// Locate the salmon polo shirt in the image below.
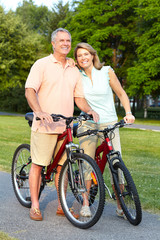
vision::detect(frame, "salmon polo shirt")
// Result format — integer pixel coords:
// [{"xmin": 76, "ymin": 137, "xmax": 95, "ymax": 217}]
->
[{"xmin": 25, "ymin": 54, "xmax": 84, "ymax": 134}]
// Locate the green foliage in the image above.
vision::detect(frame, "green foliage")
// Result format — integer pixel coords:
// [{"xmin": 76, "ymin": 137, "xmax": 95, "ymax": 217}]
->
[
  {"xmin": 127, "ymin": 0, "xmax": 160, "ymax": 97},
  {"xmin": 47, "ymin": 0, "xmax": 70, "ymax": 41},
  {"xmin": 16, "ymin": 0, "xmax": 51, "ymax": 35},
  {"xmin": 62, "ymin": 0, "xmax": 138, "ymax": 84},
  {"xmin": 0, "ymin": 0, "xmax": 160, "ymax": 113},
  {"xmin": 0, "ymin": 6, "xmax": 47, "ymax": 111}
]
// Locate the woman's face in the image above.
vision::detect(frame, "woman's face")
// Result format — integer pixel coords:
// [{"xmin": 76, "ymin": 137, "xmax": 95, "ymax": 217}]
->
[{"xmin": 76, "ymin": 48, "xmax": 93, "ymax": 70}]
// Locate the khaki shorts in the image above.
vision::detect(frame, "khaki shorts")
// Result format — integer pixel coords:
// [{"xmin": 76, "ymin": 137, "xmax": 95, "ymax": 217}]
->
[
  {"xmin": 31, "ymin": 131, "xmax": 67, "ymax": 166},
  {"xmin": 78, "ymin": 121, "xmax": 124, "ymax": 184}
]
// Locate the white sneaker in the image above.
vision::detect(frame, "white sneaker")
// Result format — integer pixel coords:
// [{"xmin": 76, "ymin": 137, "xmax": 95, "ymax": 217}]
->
[
  {"xmin": 116, "ymin": 208, "xmax": 127, "ymax": 220},
  {"xmin": 80, "ymin": 205, "xmax": 92, "ymax": 217}
]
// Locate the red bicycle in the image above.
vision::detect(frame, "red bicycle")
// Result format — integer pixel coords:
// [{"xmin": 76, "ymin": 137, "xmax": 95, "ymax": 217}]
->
[
  {"xmin": 11, "ymin": 113, "xmax": 105, "ymax": 229},
  {"xmin": 75, "ymin": 118, "xmax": 142, "ymax": 226}
]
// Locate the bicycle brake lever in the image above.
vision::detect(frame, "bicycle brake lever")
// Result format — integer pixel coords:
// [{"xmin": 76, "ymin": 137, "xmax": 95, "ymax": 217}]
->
[
  {"xmin": 53, "ymin": 117, "xmax": 60, "ymax": 122},
  {"xmin": 86, "ymin": 114, "xmax": 93, "ymax": 120},
  {"xmin": 119, "ymin": 119, "xmax": 125, "ymax": 127}
]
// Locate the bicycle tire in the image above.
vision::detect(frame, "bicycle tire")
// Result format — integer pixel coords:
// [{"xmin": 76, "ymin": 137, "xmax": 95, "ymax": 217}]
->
[
  {"xmin": 113, "ymin": 161, "xmax": 142, "ymax": 225},
  {"xmin": 11, "ymin": 144, "xmax": 45, "ymax": 208},
  {"xmin": 59, "ymin": 152, "xmax": 105, "ymax": 229},
  {"xmin": 11, "ymin": 144, "xmax": 32, "ymax": 208},
  {"xmin": 68, "ymin": 169, "xmax": 98, "ymax": 206}
]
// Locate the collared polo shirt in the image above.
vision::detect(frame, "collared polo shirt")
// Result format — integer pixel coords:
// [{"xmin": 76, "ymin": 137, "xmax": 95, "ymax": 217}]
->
[
  {"xmin": 25, "ymin": 54, "xmax": 84, "ymax": 133},
  {"xmin": 80, "ymin": 66, "xmax": 117, "ymax": 124}
]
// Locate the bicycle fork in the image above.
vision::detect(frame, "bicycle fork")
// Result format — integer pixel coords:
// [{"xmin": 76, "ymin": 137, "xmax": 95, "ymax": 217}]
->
[
  {"xmin": 65, "ymin": 143, "xmax": 86, "ymax": 193},
  {"xmin": 107, "ymin": 151, "xmax": 124, "ymax": 199}
]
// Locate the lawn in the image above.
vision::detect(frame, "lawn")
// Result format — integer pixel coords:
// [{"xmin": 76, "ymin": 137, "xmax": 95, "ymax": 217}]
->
[
  {"xmin": 0, "ymin": 115, "xmax": 160, "ymax": 215},
  {"xmin": 0, "ymin": 231, "xmax": 18, "ymax": 240}
]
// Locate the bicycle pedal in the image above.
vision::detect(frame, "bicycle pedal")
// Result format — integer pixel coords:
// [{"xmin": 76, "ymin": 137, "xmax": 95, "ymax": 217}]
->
[{"xmin": 26, "ymin": 197, "xmax": 31, "ymax": 201}]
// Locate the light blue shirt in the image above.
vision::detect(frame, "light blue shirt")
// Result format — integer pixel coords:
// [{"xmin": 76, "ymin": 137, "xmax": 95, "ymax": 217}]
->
[{"xmin": 80, "ymin": 66, "xmax": 118, "ymax": 124}]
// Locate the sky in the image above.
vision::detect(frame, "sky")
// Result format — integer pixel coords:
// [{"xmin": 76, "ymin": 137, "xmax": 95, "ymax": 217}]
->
[{"xmin": 0, "ymin": 0, "xmax": 69, "ymax": 11}]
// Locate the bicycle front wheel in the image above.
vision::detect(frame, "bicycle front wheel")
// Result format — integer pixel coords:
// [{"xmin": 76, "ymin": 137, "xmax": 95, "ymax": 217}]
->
[
  {"xmin": 11, "ymin": 144, "xmax": 32, "ymax": 208},
  {"xmin": 113, "ymin": 161, "xmax": 142, "ymax": 225},
  {"xmin": 59, "ymin": 153, "xmax": 105, "ymax": 229}
]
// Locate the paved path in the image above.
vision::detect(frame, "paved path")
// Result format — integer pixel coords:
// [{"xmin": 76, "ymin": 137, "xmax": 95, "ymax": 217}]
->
[
  {"xmin": 0, "ymin": 171, "xmax": 160, "ymax": 240},
  {"xmin": 0, "ymin": 111, "xmax": 24, "ymax": 116},
  {"xmin": 124, "ymin": 123, "xmax": 160, "ymax": 132}
]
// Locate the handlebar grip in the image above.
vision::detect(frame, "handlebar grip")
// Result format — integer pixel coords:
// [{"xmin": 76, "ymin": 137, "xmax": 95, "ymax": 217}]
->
[
  {"xmin": 36, "ymin": 115, "xmax": 60, "ymax": 122},
  {"xmin": 76, "ymin": 131, "xmax": 88, "ymax": 138},
  {"xmin": 119, "ymin": 119, "xmax": 125, "ymax": 127},
  {"xmin": 80, "ymin": 113, "xmax": 93, "ymax": 121},
  {"xmin": 76, "ymin": 129, "xmax": 96, "ymax": 138},
  {"xmin": 87, "ymin": 114, "xmax": 93, "ymax": 120}
]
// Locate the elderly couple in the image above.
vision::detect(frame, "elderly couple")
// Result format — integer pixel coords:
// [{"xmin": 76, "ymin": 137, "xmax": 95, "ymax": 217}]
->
[{"xmin": 25, "ymin": 28, "xmax": 135, "ymax": 221}]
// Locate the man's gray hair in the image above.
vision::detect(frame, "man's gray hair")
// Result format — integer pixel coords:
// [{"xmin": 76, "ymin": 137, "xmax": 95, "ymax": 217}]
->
[{"xmin": 51, "ymin": 28, "xmax": 71, "ymax": 42}]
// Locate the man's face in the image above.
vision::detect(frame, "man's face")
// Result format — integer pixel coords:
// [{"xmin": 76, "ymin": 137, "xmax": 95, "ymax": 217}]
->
[{"xmin": 52, "ymin": 31, "xmax": 71, "ymax": 57}]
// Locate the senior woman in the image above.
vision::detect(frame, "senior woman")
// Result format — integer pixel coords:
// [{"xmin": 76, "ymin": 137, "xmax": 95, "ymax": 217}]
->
[{"xmin": 74, "ymin": 42, "xmax": 135, "ymax": 218}]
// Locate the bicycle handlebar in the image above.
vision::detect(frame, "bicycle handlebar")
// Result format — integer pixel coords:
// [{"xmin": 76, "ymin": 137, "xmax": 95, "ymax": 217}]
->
[
  {"xmin": 76, "ymin": 119, "xmax": 126, "ymax": 138},
  {"xmin": 36, "ymin": 113, "xmax": 93, "ymax": 124}
]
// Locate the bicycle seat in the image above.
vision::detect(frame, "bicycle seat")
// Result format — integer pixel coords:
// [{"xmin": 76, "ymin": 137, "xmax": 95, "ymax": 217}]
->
[{"xmin": 25, "ymin": 112, "xmax": 33, "ymax": 127}]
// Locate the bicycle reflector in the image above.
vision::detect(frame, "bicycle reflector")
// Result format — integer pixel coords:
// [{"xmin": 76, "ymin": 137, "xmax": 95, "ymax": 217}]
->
[{"xmin": 91, "ymin": 172, "xmax": 98, "ymax": 185}]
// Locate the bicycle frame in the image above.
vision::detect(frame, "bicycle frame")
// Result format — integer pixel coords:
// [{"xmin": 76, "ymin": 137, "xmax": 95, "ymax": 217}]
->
[
  {"xmin": 95, "ymin": 135, "xmax": 115, "ymax": 174},
  {"xmin": 24, "ymin": 112, "xmax": 88, "ymax": 188},
  {"xmin": 45, "ymin": 126, "xmax": 73, "ymax": 180}
]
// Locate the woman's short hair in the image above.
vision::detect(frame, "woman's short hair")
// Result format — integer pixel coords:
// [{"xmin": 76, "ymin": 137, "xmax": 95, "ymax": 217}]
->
[{"xmin": 74, "ymin": 42, "xmax": 105, "ymax": 70}]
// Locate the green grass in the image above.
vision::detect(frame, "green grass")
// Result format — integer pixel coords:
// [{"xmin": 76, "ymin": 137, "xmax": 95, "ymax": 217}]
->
[
  {"xmin": 0, "ymin": 116, "xmax": 160, "ymax": 215},
  {"xmin": 120, "ymin": 128, "xmax": 160, "ymax": 214},
  {"xmin": 134, "ymin": 118, "xmax": 160, "ymax": 126},
  {"xmin": 0, "ymin": 116, "xmax": 30, "ymax": 172},
  {"xmin": 100, "ymin": 127, "xmax": 160, "ymax": 214},
  {"xmin": 0, "ymin": 231, "xmax": 19, "ymax": 240}
]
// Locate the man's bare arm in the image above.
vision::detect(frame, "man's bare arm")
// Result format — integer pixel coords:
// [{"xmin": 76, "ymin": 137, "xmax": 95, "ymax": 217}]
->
[{"xmin": 25, "ymin": 88, "xmax": 53, "ymax": 123}]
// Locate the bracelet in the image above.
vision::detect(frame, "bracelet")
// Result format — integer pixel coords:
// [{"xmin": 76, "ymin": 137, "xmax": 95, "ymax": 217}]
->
[
  {"xmin": 126, "ymin": 111, "xmax": 132, "ymax": 115},
  {"xmin": 87, "ymin": 108, "xmax": 93, "ymax": 114}
]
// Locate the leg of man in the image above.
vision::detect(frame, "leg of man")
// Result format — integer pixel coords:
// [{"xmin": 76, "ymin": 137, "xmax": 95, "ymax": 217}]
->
[
  {"xmin": 29, "ymin": 163, "xmax": 43, "ymax": 210},
  {"xmin": 29, "ymin": 131, "xmax": 58, "ymax": 220}
]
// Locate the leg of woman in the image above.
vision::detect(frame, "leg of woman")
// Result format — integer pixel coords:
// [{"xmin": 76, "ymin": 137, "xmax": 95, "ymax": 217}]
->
[{"xmin": 78, "ymin": 122, "xmax": 98, "ymax": 216}]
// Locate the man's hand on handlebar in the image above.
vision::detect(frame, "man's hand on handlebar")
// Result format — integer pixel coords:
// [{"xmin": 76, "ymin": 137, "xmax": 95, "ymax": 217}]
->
[{"xmin": 35, "ymin": 111, "xmax": 53, "ymax": 124}]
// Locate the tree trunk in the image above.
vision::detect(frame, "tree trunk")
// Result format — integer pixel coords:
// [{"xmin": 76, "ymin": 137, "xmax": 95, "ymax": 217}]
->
[{"xmin": 143, "ymin": 95, "xmax": 148, "ymax": 118}]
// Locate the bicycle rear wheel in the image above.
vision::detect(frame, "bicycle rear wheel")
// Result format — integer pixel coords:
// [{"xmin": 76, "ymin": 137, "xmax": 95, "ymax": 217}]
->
[
  {"xmin": 59, "ymin": 153, "xmax": 105, "ymax": 229},
  {"xmin": 113, "ymin": 161, "xmax": 142, "ymax": 225},
  {"xmin": 11, "ymin": 144, "xmax": 32, "ymax": 208}
]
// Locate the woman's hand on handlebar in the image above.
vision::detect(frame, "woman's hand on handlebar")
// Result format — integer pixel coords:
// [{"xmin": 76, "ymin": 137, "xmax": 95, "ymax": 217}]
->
[
  {"xmin": 35, "ymin": 111, "xmax": 53, "ymax": 124},
  {"xmin": 124, "ymin": 113, "xmax": 135, "ymax": 124},
  {"xmin": 87, "ymin": 109, "xmax": 99, "ymax": 123}
]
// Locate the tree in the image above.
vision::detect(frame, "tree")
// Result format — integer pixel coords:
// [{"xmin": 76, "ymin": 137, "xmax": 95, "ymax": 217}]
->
[
  {"xmin": 47, "ymin": 0, "xmax": 70, "ymax": 41},
  {"xmin": 0, "ymin": 7, "xmax": 45, "ymax": 112},
  {"xmin": 16, "ymin": 0, "xmax": 71, "ymax": 51},
  {"xmin": 63, "ymin": 0, "xmax": 138, "ymax": 86},
  {"xmin": 127, "ymin": 0, "xmax": 160, "ymax": 103},
  {"xmin": 16, "ymin": 0, "xmax": 51, "ymax": 35}
]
